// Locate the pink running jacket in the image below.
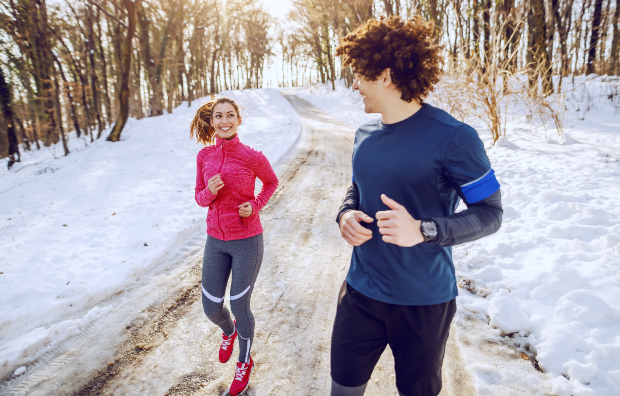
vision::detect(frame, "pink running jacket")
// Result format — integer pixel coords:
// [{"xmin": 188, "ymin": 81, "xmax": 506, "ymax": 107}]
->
[{"xmin": 195, "ymin": 135, "xmax": 279, "ymax": 241}]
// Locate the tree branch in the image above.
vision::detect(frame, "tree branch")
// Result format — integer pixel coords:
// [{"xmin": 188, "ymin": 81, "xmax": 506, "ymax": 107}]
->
[{"xmin": 81, "ymin": 0, "xmax": 127, "ymax": 28}]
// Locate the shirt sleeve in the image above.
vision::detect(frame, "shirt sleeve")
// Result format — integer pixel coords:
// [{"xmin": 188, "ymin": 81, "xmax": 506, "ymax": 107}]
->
[
  {"xmin": 195, "ymin": 151, "xmax": 217, "ymax": 208},
  {"xmin": 426, "ymin": 189, "xmax": 503, "ymax": 246},
  {"xmin": 250, "ymin": 151, "xmax": 279, "ymax": 214},
  {"xmin": 444, "ymin": 125, "xmax": 500, "ymax": 204},
  {"xmin": 336, "ymin": 179, "xmax": 360, "ymax": 224}
]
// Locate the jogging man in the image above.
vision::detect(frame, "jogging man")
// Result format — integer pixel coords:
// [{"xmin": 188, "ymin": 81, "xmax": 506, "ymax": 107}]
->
[{"xmin": 331, "ymin": 16, "xmax": 503, "ymax": 396}]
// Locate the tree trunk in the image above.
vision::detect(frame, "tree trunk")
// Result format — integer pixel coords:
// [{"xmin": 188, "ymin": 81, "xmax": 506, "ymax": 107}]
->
[
  {"xmin": 210, "ymin": 50, "xmax": 219, "ymax": 93},
  {"xmin": 501, "ymin": 0, "xmax": 516, "ymax": 73},
  {"xmin": 382, "ymin": 0, "xmax": 394, "ymax": 16},
  {"xmin": 573, "ymin": 0, "xmax": 588, "ymax": 74},
  {"xmin": 555, "ymin": 0, "xmax": 573, "ymax": 76},
  {"xmin": 0, "ymin": 64, "xmax": 20, "ymax": 167},
  {"xmin": 87, "ymin": 4, "xmax": 104, "ymax": 138},
  {"xmin": 132, "ymin": 47, "xmax": 144, "ymax": 119},
  {"xmin": 152, "ymin": 8, "xmax": 178, "ymax": 115},
  {"xmin": 598, "ymin": 0, "xmax": 611, "ymax": 73},
  {"xmin": 428, "ymin": 0, "xmax": 439, "ymax": 32},
  {"xmin": 77, "ymin": 47, "xmax": 94, "ymax": 140},
  {"xmin": 107, "ymin": 0, "xmax": 140, "ymax": 142},
  {"xmin": 611, "ymin": 0, "xmax": 620, "ymax": 74},
  {"xmin": 137, "ymin": 3, "xmax": 160, "ymax": 116},
  {"xmin": 483, "ymin": 0, "xmax": 491, "ymax": 73},
  {"xmin": 52, "ymin": 63, "xmax": 70, "ymax": 156},
  {"xmin": 52, "ymin": 51, "xmax": 82, "ymax": 139},
  {"xmin": 473, "ymin": 0, "xmax": 481, "ymax": 68},
  {"xmin": 547, "ymin": 0, "xmax": 557, "ymax": 75},
  {"xmin": 324, "ymin": 23, "xmax": 336, "ymax": 90},
  {"xmin": 112, "ymin": 15, "xmax": 123, "ymax": 117},
  {"xmin": 96, "ymin": 6, "xmax": 113, "ymax": 127},
  {"xmin": 587, "ymin": 0, "xmax": 604, "ymax": 74},
  {"xmin": 32, "ymin": 0, "xmax": 58, "ymax": 146},
  {"xmin": 11, "ymin": 50, "xmax": 41, "ymax": 148},
  {"xmin": 167, "ymin": 67, "xmax": 175, "ymax": 113},
  {"xmin": 50, "ymin": 27, "xmax": 91, "ymax": 138},
  {"xmin": 13, "ymin": 109, "xmax": 30, "ymax": 152},
  {"xmin": 528, "ymin": 0, "xmax": 554, "ymax": 95}
]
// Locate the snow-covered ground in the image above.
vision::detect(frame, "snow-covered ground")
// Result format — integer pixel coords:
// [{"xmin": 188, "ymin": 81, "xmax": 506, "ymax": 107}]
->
[
  {"xmin": 297, "ymin": 79, "xmax": 620, "ymax": 396},
  {"xmin": 3, "ymin": 79, "xmax": 619, "ymax": 395},
  {"xmin": 0, "ymin": 89, "xmax": 301, "ymax": 381}
]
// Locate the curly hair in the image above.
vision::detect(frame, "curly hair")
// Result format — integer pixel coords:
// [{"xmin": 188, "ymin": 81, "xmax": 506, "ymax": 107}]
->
[
  {"xmin": 190, "ymin": 97, "xmax": 241, "ymax": 146},
  {"xmin": 336, "ymin": 16, "xmax": 443, "ymax": 103}
]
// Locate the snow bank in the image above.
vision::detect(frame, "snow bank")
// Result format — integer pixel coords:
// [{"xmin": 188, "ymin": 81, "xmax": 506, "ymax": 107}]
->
[
  {"xmin": 297, "ymin": 79, "xmax": 620, "ymax": 395},
  {"xmin": 0, "ymin": 89, "xmax": 301, "ymax": 380}
]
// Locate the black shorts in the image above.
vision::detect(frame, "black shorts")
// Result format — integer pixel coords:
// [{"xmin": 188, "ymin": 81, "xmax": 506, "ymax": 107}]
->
[{"xmin": 330, "ymin": 281, "xmax": 456, "ymax": 396}]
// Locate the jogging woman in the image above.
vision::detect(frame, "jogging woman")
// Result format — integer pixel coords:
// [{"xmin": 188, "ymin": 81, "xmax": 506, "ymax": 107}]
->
[{"xmin": 191, "ymin": 97, "xmax": 278, "ymax": 395}]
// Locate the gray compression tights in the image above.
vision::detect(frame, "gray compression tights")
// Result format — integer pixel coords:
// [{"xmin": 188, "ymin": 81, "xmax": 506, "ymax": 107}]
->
[
  {"xmin": 331, "ymin": 380, "xmax": 367, "ymax": 396},
  {"xmin": 201, "ymin": 234, "xmax": 263, "ymax": 363}
]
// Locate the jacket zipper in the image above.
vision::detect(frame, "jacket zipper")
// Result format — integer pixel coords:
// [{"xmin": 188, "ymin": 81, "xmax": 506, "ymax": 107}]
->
[{"xmin": 216, "ymin": 140, "xmax": 226, "ymax": 240}]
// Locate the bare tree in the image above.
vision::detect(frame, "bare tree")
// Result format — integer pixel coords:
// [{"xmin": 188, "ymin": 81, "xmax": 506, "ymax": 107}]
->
[{"xmin": 107, "ymin": 0, "xmax": 141, "ymax": 142}]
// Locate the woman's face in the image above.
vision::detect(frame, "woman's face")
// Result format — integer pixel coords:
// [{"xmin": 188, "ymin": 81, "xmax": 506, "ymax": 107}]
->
[{"xmin": 212, "ymin": 102, "xmax": 242, "ymax": 139}]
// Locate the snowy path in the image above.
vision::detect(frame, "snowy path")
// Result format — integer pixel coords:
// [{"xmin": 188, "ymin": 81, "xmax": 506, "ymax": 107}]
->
[{"xmin": 3, "ymin": 95, "xmax": 475, "ymax": 396}]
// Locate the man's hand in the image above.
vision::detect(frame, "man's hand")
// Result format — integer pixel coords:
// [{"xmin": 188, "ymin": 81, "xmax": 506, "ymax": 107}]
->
[
  {"xmin": 376, "ymin": 194, "xmax": 423, "ymax": 247},
  {"xmin": 339, "ymin": 210, "xmax": 374, "ymax": 246},
  {"xmin": 239, "ymin": 202, "xmax": 253, "ymax": 217},
  {"xmin": 208, "ymin": 173, "xmax": 224, "ymax": 195}
]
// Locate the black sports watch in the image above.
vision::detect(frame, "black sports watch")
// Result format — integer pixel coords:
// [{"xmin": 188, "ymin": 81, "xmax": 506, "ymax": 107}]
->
[{"xmin": 420, "ymin": 220, "xmax": 437, "ymax": 243}]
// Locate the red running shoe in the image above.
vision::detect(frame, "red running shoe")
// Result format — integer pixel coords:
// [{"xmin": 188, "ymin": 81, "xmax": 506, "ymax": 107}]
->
[
  {"xmin": 229, "ymin": 357, "xmax": 254, "ymax": 395},
  {"xmin": 219, "ymin": 324, "xmax": 237, "ymax": 363}
]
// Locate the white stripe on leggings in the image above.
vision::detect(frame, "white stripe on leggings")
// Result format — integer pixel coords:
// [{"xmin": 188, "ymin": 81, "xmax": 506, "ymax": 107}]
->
[
  {"xmin": 238, "ymin": 334, "xmax": 251, "ymax": 363},
  {"xmin": 201, "ymin": 284, "xmax": 224, "ymax": 303},
  {"xmin": 230, "ymin": 285, "xmax": 251, "ymax": 301}
]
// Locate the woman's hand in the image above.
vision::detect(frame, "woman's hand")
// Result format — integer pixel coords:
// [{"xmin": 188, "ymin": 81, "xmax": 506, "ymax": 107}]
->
[
  {"xmin": 239, "ymin": 202, "xmax": 253, "ymax": 217},
  {"xmin": 208, "ymin": 174, "xmax": 224, "ymax": 195}
]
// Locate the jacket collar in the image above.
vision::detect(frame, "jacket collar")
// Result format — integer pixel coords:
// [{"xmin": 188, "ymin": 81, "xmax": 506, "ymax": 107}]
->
[{"xmin": 215, "ymin": 134, "xmax": 241, "ymax": 150}]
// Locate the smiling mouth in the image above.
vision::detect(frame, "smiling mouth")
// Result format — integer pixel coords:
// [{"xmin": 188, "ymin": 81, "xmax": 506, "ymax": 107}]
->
[{"xmin": 220, "ymin": 126, "xmax": 232, "ymax": 132}]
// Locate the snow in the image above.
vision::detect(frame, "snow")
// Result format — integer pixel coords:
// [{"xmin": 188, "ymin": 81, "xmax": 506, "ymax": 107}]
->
[
  {"xmin": 294, "ymin": 82, "xmax": 379, "ymax": 127},
  {"xmin": 3, "ymin": 77, "xmax": 619, "ymax": 393},
  {"xmin": 487, "ymin": 290, "xmax": 532, "ymax": 336},
  {"xmin": 296, "ymin": 78, "xmax": 620, "ymax": 395},
  {"xmin": 11, "ymin": 367, "xmax": 25, "ymax": 378},
  {"xmin": 468, "ymin": 363, "xmax": 502, "ymax": 385},
  {"xmin": 0, "ymin": 89, "xmax": 301, "ymax": 381}
]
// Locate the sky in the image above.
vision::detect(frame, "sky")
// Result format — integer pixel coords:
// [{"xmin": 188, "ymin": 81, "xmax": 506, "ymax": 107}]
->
[
  {"xmin": 258, "ymin": 0, "xmax": 293, "ymax": 21},
  {"xmin": 258, "ymin": 0, "xmax": 294, "ymax": 87}
]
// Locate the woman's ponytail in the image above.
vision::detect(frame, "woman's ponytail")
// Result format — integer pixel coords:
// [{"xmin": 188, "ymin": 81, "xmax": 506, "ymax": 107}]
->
[{"xmin": 190, "ymin": 96, "xmax": 241, "ymax": 146}]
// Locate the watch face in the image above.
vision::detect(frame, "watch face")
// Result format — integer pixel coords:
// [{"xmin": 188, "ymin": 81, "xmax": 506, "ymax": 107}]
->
[{"xmin": 422, "ymin": 221, "xmax": 437, "ymax": 238}]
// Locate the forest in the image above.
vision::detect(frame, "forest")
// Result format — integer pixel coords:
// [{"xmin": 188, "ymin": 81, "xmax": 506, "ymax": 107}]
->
[{"xmin": 0, "ymin": 0, "xmax": 619, "ymax": 164}]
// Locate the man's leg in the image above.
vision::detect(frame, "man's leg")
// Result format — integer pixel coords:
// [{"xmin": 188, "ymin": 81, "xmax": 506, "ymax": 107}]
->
[
  {"xmin": 331, "ymin": 281, "xmax": 388, "ymax": 396},
  {"xmin": 387, "ymin": 299, "xmax": 457, "ymax": 396}
]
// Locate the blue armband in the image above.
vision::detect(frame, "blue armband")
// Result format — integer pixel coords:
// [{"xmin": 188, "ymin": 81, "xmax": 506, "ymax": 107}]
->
[{"xmin": 460, "ymin": 168, "xmax": 500, "ymax": 204}]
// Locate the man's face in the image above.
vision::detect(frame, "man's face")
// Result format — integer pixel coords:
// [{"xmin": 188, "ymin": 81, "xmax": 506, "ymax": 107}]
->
[{"xmin": 352, "ymin": 72, "xmax": 385, "ymax": 114}]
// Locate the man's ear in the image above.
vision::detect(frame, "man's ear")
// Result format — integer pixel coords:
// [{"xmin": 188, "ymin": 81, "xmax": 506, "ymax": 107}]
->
[{"xmin": 381, "ymin": 68, "xmax": 393, "ymax": 88}]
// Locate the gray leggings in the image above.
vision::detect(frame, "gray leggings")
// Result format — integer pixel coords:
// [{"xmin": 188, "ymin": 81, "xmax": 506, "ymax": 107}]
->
[{"xmin": 201, "ymin": 234, "xmax": 263, "ymax": 363}]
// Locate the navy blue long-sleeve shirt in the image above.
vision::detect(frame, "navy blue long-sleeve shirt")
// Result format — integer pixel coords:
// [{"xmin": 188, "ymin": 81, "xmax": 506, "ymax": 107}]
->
[{"xmin": 337, "ymin": 104, "xmax": 502, "ymax": 305}]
